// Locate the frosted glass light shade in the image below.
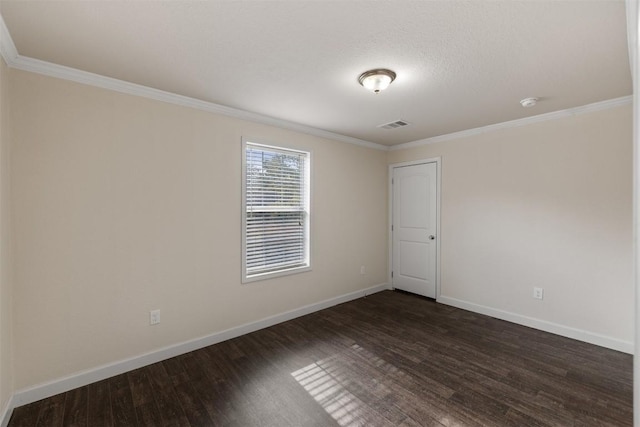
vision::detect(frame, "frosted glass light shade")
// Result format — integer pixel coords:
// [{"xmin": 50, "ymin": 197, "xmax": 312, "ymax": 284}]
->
[{"xmin": 358, "ymin": 69, "xmax": 396, "ymax": 93}]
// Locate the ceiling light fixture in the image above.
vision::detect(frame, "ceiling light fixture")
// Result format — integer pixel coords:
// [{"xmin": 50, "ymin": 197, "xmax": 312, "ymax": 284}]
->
[
  {"xmin": 520, "ymin": 97, "xmax": 538, "ymax": 108},
  {"xmin": 358, "ymin": 69, "xmax": 396, "ymax": 93}
]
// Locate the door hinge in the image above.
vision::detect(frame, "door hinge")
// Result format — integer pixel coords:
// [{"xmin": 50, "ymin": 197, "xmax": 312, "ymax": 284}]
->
[
  {"xmin": 391, "ymin": 271, "xmax": 394, "ymax": 278},
  {"xmin": 391, "ymin": 224, "xmax": 394, "ymax": 231}
]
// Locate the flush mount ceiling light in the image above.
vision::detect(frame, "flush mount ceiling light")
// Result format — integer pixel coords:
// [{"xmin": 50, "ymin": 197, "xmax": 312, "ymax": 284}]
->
[
  {"xmin": 358, "ymin": 69, "xmax": 396, "ymax": 93},
  {"xmin": 520, "ymin": 97, "xmax": 538, "ymax": 108}
]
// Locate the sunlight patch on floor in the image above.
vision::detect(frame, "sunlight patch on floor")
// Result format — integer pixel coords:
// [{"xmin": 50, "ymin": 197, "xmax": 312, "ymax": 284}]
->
[
  {"xmin": 291, "ymin": 358, "xmax": 367, "ymax": 426},
  {"xmin": 292, "ymin": 343, "xmax": 467, "ymax": 427}
]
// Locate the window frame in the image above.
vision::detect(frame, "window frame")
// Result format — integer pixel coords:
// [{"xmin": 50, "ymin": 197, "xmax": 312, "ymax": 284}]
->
[{"xmin": 241, "ymin": 138, "xmax": 312, "ymax": 283}]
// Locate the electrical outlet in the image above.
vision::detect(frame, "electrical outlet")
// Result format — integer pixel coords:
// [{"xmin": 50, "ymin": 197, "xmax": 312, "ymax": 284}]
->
[
  {"xmin": 360, "ymin": 265, "xmax": 366, "ymax": 275},
  {"xmin": 533, "ymin": 287, "xmax": 544, "ymax": 300},
  {"xmin": 150, "ymin": 309, "xmax": 161, "ymax": 325}
]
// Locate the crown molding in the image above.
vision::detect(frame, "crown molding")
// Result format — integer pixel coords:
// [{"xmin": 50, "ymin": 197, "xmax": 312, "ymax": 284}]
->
[
  {"xmin": 8, "ymin": 55, "xmax": 387, "ymax": 151},
  {"xmin": 0, "ymin": 14, "xmax": 17, "ymax": 65},
  {"xmin": 0, "ymin": 14, "xmax": 386, "ymax": 152},
  {"xmin": 390, "ymin": 95, "xmax": 633, "ymax": 151}
]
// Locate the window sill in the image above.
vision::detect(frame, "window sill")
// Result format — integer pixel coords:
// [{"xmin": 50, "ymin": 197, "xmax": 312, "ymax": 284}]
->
[{"xmin": 242, "ymin": 265, "xmax": 312, "ymax": 284}]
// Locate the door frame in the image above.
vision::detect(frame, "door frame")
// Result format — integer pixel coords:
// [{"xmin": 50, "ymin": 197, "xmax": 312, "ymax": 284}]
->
[{"xmin": 388, "ymin": 157, "xmax": 442, "ymax": 299}]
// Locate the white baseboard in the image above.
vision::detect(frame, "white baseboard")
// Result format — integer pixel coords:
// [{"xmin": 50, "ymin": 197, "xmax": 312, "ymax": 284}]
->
[
  {"xmin": 437, "ymin": 295, "xmax": 634, "ymax": 354},
  {"xmin": 0, "ymin": 395, "xmax": 13, "ymax": 427},
  {"xmin": 3, "ymin": 282, "xmax": 390, "ymax": 422}
]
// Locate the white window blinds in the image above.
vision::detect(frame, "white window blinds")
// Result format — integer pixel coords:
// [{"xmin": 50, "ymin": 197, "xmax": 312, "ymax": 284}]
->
[{"xmin": 243, "ymin": 142, "xmax": 310, "ymax": 281}]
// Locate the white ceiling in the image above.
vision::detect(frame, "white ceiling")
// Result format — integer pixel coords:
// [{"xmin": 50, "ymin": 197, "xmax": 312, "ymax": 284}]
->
[{"xmin": 0, "ymin": 0, "xmax": 632, "ymax": 147}]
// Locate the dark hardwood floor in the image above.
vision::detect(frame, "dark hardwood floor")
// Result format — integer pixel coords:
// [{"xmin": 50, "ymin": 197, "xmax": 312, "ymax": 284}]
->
[{"xmin": 8, "ymin": 290, "xmax": 632, "ymax": 426}]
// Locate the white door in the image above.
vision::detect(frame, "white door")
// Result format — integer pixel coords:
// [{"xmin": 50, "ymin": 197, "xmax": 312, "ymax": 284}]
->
[{"xmin": 392, "ymin": 162, "xmax": 437, "ymax": 298}]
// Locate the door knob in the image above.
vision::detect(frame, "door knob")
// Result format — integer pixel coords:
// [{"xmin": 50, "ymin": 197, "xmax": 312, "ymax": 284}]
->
[{"xmin": 429, "ymin": 235, "xmax": 435, "ymax": 240}]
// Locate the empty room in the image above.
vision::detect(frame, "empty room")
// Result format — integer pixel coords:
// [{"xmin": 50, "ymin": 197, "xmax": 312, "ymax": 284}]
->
[{"xmin": 0, "ymin": 1, "xmax": 637, "ymax": 426}]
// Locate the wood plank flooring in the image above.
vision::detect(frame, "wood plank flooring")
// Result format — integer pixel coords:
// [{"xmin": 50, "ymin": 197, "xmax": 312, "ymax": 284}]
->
[{"xmin": 8, "ymin": 290, "xmax": 633, "ymax": 426}]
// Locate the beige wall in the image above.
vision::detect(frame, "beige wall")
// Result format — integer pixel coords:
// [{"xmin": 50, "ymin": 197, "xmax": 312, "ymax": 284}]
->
[
  {"xmin": 389, "ymin": 105, "xmax": 633, "ymax": 345},
  {"xmin": 9, "ymin": 69, "xmax": 388, "ymax": 390},
  {"xmin": 0, "ymin": 58, "xmax": 12, "ymax": 412}
]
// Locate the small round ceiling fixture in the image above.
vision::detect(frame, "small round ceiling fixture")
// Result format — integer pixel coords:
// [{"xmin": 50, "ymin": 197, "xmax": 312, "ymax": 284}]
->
[
  {"xmin": 520, "ymin": 97, "xmax": 538, "ymax": 108},
  {"xmin": 358, "ymin": 69, "xmax": 396, "ymax": 93}
]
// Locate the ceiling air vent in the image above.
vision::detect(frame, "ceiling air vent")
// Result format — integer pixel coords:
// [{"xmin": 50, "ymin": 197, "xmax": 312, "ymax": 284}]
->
[{"xmin": 378, "ymin": 120, "xmax": 410, "ymax": 130}]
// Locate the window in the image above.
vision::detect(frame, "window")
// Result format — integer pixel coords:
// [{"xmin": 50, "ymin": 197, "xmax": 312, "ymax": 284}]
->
[{"xmin": 242, "ymin": 139, "xmax": 311, "ymax": 282}]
